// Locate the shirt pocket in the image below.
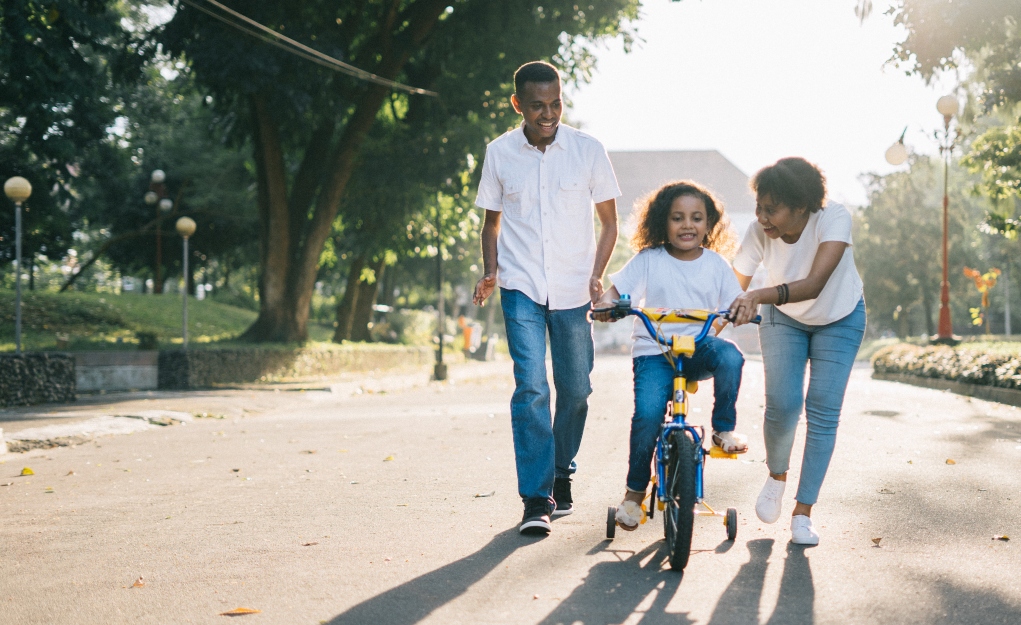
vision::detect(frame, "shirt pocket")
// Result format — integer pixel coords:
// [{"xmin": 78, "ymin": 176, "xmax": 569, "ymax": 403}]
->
[
  {"xmin": 502, "ymin": 178, "xmax": 525, "ymax": 217},
  {"xmin": 558, "ymin": 177, "xmax": 590, "ymax": 213}
]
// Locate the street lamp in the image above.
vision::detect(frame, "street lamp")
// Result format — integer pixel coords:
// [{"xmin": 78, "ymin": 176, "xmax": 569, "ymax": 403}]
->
[
  {"xmin": 934, "ymin": 94, "xmax": 960, "ymax": 344},
  {"xmin": 884, "ymin": 127, "xmax": 908, "ymax": 166},
  {"xmin": 146, "ymin": 170, "xmax": 173, "ymax": 294},
  {"xmin": 176, "ymin": 216, "xmax": 196, "ymax": 348},
  {"xmin": 4, "ymin": 176, "xmax": 32, "ymax": 354}
]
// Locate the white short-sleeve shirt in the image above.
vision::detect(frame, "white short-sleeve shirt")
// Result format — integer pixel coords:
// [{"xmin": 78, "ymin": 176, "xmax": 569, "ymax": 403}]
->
[
  {"xmin": 732, "ymin": 202, "xmax": 863, "ymax": 326},
  {"xmin": 609, "ymin": 247, "xmax": 745, "ymax": 358},
  {"xmin": 475, "ymin": 124, "xmax": 621, "ymax": 310}
]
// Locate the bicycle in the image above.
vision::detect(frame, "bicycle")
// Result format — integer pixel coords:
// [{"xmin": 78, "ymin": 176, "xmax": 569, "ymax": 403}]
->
[{"xmin": 592, "ymin": 294, "xmax": 760, "ymax": 570}]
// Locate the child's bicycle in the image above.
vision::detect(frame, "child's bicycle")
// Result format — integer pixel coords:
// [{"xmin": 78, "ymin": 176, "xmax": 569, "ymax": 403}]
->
[{"xmin": 591, "ymin": 294, "xmax": 760, "ymax": 571}]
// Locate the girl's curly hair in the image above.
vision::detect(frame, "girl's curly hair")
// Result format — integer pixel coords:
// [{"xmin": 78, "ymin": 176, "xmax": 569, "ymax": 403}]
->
[{"xmin": 629, "ymin": 180, "xmax": 737, "ymax": 258}]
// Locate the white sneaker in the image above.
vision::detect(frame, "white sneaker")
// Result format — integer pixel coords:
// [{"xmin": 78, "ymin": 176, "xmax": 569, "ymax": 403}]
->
[
  {"xmin": 791, "ymin": 515, "xmax": 819, "ymax": 545},
  {"xmin": 755, "ymin": 476, "xmax": 786, "ymax": 523}
]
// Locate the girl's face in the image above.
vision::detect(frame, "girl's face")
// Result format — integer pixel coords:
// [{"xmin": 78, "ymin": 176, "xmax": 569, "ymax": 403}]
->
[
  {"xmin": 756, "ymin": 194, "xmax": 810, "ymax": 243},
  {"xmin": 665, "ymin": 195, "xmax": 708, "ymax": 260}
]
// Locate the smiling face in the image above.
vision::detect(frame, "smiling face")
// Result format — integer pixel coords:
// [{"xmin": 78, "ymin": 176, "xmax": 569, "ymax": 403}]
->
[
  {"xmin": 511, "ymin": 80, "xmax": 562, "ymax": 147},
  {"xmin": 756, "ymin": 193, "xmax": 810, "ymax": 243},
  {"xmin": 665, "ymin": 195, "xmax": 708, "ymax": 260}
]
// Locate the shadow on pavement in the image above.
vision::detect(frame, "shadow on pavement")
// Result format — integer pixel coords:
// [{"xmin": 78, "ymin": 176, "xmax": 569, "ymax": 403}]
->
[
  {"xmin": 708, "ymin": 538, "xmax": 775, "ymax": 625},
  {"xmin": 325, "ymin": 527, "xmax": 533, "ymax": 625},
  {"xmin": 763, "ymin": 543, "xmax": 814, "ymax": 625},
  {"xmin": 536, "ymin": 541, "xmax": 695, "ymax": 625}
]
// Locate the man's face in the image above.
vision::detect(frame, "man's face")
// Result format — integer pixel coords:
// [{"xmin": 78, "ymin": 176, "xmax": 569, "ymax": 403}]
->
[{"xmin": 511, "ymin": 80, "xmax": 562, "ymax": 142}]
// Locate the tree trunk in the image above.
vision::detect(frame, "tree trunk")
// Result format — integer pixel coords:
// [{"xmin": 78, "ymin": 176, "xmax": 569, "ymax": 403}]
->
[
  {"xmin": 240, "ymin": 0, "xmax": 450, "ymax": 343},
  {"xmin": 333, "ymin": 255, "xmax": 366, "ymax": 342},
  {"xmin": 350, "ymin": 258, "xmax": 386, "ymax": 342},
  {"xmin": 921, "ymin": 279, "xmax": 936, "ymax": 337}
]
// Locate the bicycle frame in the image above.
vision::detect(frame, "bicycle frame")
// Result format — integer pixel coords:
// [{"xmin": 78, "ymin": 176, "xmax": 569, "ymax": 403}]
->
[{"xmin": 592, "ymin": 295, "xmax": 758, "ymax": 514}]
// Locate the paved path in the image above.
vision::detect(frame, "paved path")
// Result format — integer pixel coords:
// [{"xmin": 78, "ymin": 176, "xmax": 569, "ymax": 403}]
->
[{"xmin": 2, "ymin": 356, "xmax": 1021, "ymax": 624}]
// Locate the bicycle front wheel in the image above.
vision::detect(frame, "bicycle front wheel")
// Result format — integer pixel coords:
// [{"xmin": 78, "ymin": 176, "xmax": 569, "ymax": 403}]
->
[{"xmin": 663, "ymin": 429, "xmax": 697, "ymax": 570}]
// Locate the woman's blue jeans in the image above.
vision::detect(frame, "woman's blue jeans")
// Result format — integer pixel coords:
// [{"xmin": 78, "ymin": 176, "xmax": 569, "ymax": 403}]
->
[
  {"xmin": 500, "ymin": 289, "xmax": 594, "ymax": 507},
  {"xmin": 626, "ymin": 336, "xmax": 745, "ymax": 492},
  {"xmin": 759, "ymin": 298, "xmax": 866, "ymax": 505}
]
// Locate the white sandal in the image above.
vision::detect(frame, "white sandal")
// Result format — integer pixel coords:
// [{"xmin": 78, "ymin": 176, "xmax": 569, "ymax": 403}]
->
[
  {"xmin": 614, "ymin": 500, "xmax": 645, "ymax": 531},
  {"xmin": 712, "ymin": 431, "xmax": 748, "ymax": 454}
]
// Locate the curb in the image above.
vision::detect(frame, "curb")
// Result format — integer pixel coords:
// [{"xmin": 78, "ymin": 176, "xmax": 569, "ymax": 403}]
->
[{"xmin": 871, "ymin": 372, "xmax": 1021, "ymax": 408}]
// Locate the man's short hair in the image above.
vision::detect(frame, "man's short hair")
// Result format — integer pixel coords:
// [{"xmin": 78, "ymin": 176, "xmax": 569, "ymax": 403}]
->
[{"xmin": 514, "ymin": 61, "xmax": 560, "ymax": 95}]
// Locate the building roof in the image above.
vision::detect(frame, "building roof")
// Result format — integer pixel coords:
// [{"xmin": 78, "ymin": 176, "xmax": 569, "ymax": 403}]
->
[{"xmin": 608, "ymin": 150, "xmax": 756, "ymax": 234}]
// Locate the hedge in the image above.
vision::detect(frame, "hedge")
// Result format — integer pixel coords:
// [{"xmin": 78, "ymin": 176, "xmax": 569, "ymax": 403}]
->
[
  {"xmin": 0, "ymin": 353, "xmax": 76, "ymax": 407},
  {"xmin": 872, "ymin": 343, "xmax": 1021, "ymax": 389}
]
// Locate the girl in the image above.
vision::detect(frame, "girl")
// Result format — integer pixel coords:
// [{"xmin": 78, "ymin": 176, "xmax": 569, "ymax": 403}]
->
[
  {"xmin": 594, "ymin": 180, "xmax": 747, "ymax": 531},
  {"xmin": 728, "ymin": 157, "xmax": 865, "ymax": 546}
]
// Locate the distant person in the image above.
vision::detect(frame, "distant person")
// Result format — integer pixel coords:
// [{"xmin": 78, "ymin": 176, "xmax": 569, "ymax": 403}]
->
[
  {"xmin": 472, "ymin": 61, "xmax": 620, "ymax": 535},
  {"xmin": 727, "ymin": 157, "xmax": 865, "ymax": 546},
  {"xmin": 593, "ymin": 181, "xmax": 747, "ymax": 531}
]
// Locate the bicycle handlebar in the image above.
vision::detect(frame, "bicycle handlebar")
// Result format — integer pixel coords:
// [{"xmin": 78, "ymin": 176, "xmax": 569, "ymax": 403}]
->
[{"xmin": 590, "ymin": 294, "xmax": 761, "ymax": 348}]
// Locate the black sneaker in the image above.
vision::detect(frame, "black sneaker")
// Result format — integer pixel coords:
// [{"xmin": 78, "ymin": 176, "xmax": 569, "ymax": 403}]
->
[
  {"xmin": 552, "ymin": 477, "xmax": 574, "ymax": 517},
  {"xmin": 519, "ymin": 498, "xmax": 552, "ymax": 535}
]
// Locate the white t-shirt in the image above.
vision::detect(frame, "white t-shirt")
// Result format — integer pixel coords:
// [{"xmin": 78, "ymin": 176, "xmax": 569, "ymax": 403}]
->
[
  {"xmin": 732, "ymin": 202, "xmax": 863, "ymax": 326},
  {"xmin": 475, "ymin": 124, "xmax": 621, "ymax": 310},
  {"xmin": 609, "ymin": 247, "xmax": 745, "ymax": 358}
]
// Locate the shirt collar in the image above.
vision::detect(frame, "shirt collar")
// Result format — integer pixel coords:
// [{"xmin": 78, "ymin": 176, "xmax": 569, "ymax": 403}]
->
[{"xmin": 515, "ymin": 123, "xmax": 569, "ymax": 152}]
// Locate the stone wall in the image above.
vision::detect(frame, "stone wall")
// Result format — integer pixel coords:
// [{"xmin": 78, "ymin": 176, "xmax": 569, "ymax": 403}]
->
[
  {"xmin": 0, "ymin": 353, "xmax": 76, "ymax": 407},
  {"xmin": 158, "ymin": 345, "xmax": 434, "ymax": 389}
]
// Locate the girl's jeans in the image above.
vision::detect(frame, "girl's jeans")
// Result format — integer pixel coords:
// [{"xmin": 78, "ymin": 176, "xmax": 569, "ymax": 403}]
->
[
  {"xmin": 759, "ymin": 298, "xmax": 866, "ymax": 505},
  {"xmin": 626, "ymin": 336, "xmax": 744, "ymax": 492},
  {"xmin": 500, "ymin": 289, "xmax": 594, "ymax": 507}
]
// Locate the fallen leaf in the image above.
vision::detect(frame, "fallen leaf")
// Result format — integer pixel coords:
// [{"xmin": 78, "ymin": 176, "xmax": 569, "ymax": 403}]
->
[
  {"xmin": 383, "ymin": 455, "xmax": 395, "ymax": 462},
  {"xmin": 232, "ymin": 468, "xmax": 240, "ymax": 473},
  {"xmin": 871, "ymin": 537, "xmax": 882, "ymax": 546},
  {"xmin": 220, "ymin": 607, "xmax": 261, "ymax": 616},
  {"xmin": 946, "ymin": 459, "xmax": 957, "ymax": 465},
  {"xmin": 302, "ymin": 450, "xmax": 317, "ymax": 455},
  {"xmin": 302, "ymin": 542, "xmax": 318, "ymax": 546},
  {"xmin": 66, "ymin": 470, "xmax": 75, "ymax": 476},
  {"xmin": 45, "ymin": 487, "xmax": 54, "ymax": 493},
  {"xmin": 474, "ymin": 491, "xmax": 496, "ymax": 498},
  {"xmin": 396, "ymin": 503, "xmax": 409, "ymax": 507},
  {"xmin": 20, "ymin": 467, "xmax": 34, "ymax": 476},
  {"xmin": 131, "ymin": 576, "xmax": 145, "ymax": 588},
  {"xmin": 878, "ymin": 488, "xmax": 895, "ymax": 495},
  {"xmin": 993, "ymin": 535, "xmax": 1010, "ymax": 541},
  {"xmin": 533, "ymin": 594, "xmax": 540, "ymax": 600}
]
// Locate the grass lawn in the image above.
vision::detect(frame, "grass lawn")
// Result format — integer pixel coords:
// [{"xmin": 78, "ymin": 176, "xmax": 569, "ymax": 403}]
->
[{"xmin": 0, "ymin": 291, "xmax": 334, "ymax": 352}]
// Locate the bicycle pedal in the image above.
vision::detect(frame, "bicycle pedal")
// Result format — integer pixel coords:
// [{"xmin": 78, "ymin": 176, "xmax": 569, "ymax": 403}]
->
[{"xmin": 709, "ymin": 445, "xmax": 738, "ymax": 459}]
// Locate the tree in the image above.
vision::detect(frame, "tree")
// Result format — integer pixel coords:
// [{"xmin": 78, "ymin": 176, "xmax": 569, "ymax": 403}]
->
[
  {"xmin": 0, "ymin": 0, "xmax": 145, "ymax": 270},
  {"xmin": 159, "ymin": 0, "xmax": 640, "ymax": 342}
]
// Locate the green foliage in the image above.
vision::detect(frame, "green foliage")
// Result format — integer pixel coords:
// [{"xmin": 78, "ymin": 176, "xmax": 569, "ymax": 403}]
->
[
  {"xmin": 854, "ymin": 156, "xmax": 996, "ymax": 337},
  {"xmin": 873, "ymin": 341, "xmax": 1021, "ymax": 389},
  {"xmin": 0, "ymin": 0, "xmax": 152, "ymax": 267}
]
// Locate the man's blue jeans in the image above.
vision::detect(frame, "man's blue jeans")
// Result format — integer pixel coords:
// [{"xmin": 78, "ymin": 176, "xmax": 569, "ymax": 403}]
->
[
  {"xmin": 627, "ymin": 336, "xmax": 745, "ymax": 492},
  {"xmin": 759, "ymin": 298, "xmax": 866, "ymax": 505},
  {"xmin": 500, "ymin": 288, "xmax": 594, "ymax": 507}
]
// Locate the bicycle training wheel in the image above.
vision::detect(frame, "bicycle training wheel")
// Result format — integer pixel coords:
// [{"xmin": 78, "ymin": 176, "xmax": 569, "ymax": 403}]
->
[
  {"xmin": 726, "ymin": 507, "xmax": 738, "ymax": 541},
  {"xmin": 663, "ymin": 429, "xmax": 697, "ymax": 570},
  {"xmin": 606, "ymin": 506, "xmax": 617, "ymax": 540}
]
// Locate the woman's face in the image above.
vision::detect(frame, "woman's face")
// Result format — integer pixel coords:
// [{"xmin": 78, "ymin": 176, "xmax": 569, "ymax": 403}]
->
[
  {"xmin": 756, "ymin": 194, "xmax": 809, "ymax": 242},
  {"xmin": 665, "ymin": 194, "xmax": 708, "ymax": 258}
]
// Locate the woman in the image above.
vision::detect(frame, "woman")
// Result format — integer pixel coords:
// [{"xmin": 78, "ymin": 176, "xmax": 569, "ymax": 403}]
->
[{"xmin": 727, "ymin": 157, "xmax": 865, "ymax": 545}]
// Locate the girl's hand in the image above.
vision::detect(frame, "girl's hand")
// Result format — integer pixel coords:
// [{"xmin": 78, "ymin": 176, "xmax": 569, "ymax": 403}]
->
[
  {"xmin": 591, "ymin": 285, "xmax": 620, "ymax": 322},
  {"xmin": 473, "ymin": 273, "xmax": 497, "ymax": 306},
  {"xmin": 728, "ymin": 290, "xmax": 763, "ymax": 326}
]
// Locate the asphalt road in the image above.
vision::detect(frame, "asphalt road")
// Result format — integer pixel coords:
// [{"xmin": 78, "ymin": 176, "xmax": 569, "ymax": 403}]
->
[{"xmin": 2, "ymin": 355, "xmax": 1020, "ymax": 625}]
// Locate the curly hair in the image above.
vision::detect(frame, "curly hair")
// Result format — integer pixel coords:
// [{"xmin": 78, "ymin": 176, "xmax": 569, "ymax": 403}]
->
[
  {"xmin": 629, "ymin": 180, "xmax": 737, "ymax": 258},
  {"xmin": 751, "ymin": 157, "xmax": 827, "ymax": 213}
]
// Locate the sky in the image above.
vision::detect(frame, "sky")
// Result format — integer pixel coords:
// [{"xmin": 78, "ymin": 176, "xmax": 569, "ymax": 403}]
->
[{"xmin": 566, "ymin": 0, "xmax": 961, "ymax": 207}]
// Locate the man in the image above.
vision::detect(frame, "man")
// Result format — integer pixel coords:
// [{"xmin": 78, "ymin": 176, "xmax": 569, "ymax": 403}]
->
[{"xmin": 473, "ymin": 61, "xmax": 620, "ymax": 535}]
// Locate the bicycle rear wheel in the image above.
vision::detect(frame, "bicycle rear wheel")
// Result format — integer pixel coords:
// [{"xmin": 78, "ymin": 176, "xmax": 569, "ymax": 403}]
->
[{"xmin": 663, "ymin": 429, "xmax": 697, "ymax": 570}]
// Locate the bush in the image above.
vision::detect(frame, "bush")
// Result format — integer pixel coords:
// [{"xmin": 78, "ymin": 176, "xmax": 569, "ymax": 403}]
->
[{"xmin": 872, "ymin": 343, "xmax": 1021, "ymax": 389}]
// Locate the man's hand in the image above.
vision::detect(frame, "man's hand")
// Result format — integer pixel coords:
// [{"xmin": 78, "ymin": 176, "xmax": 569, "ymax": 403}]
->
[
  {"xmin": 473, "ymin": 273, "xmax": 497, "ymax": 306},
  {"xmin": 589, "ymin": 275, "xmax": 604, "ymax": 304}
]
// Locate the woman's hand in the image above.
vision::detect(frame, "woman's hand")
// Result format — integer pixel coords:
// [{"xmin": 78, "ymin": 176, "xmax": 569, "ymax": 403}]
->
[{"xmin": 728, "ymin": 290, "xmax": 765, "ymax": 326}]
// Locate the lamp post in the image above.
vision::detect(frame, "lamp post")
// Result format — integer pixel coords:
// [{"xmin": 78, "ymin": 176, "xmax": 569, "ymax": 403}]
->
[
  {"xmin": 4, "ymin": 177, "xmax": 32, "ymax": 354},
  {"xmin": 145, "ymin": 170, "xmax": 173, "ymax": 294},
  {"xmin": 176, "ymin": 217, "xmax": 196, "ymax": 348},
  {"xmin": 434, "ymin": 203, "xmax": 447, "ymax": 381},
  {"xmin": 934, "ymin": 94, "xmax": 960, "ymax": 344}
]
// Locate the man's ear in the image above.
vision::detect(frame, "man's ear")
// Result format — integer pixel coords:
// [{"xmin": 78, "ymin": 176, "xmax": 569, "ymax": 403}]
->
[{"xmin": 510, "ymin": 93, "xmax": 522, "ymax": 115}]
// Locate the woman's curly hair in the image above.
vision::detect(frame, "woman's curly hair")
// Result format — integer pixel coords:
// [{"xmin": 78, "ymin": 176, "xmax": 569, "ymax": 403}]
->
[{"xmin": 629, "ymin": 180, "xmax": 737, "ymax": 258}]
